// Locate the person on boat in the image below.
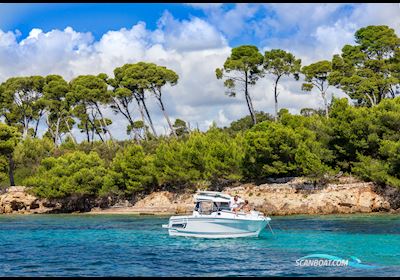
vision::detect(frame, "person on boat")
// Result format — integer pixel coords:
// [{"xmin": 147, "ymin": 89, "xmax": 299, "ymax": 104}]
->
[
  {"xmin": 230, "ymin": 195, "xmax": 244, "ymax": 213},
  {"xmin": 240, "ymin": 200, "xmax": 252, "ymax": 213}
]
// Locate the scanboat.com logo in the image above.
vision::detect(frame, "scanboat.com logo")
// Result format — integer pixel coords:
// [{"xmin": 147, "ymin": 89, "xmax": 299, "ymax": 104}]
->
[{"xmin": 296, "ymin": 254, "xmax": 379, "ymax": 269}]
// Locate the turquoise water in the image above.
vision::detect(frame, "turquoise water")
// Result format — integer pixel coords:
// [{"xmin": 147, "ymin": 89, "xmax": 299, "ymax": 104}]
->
[{"xmin": 0, "ymin": 213, "xmax": 399, "ymax": 276}]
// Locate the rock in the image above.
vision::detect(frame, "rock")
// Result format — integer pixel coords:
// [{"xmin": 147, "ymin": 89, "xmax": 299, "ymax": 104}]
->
[
  {"xmin": 0, "ymin": 186, "xmax": 39, "ymax": 214},
  {"xmin": 220, "ymin": 179, "xmax": 398, "ymax": 216},
  {"xmin": 3, "ymin": 204, "xmax": 12, "ymax": 214},
  {"xmin": 130, "ymin": 191, "xmax": 193, "ymax": 214}
]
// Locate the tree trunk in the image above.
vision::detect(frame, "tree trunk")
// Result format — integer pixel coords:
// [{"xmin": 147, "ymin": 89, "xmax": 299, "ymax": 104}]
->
[
  {"xmin": 365, "ymin": 92, "xmax": 375, "ymax": 107},
  {"xmin": 134, "ymin": 96, "xmax": 148, "ymax": 140},
  {"xmin": 273, "ymin": 76, "xmax": 281, "ymax": 121},
  {"xmin": 141, "ymin": 97, "xmax": 157, "ymax": 137},
  {"xmin": 85, "ymin": 121, "xmax": 90, "ymax": 142},
  {"xmin": 46, "ymin": 114, "xmax": 57, "ymax": 144},
  {"xmin": 244, "ymin": 72, "xmax": 256, "ymax": 125},
  {"xmin": 33, "ymin": 110, "xmax": 44, "ymax": 138},
  {"xmin": 246, "ymin": 93, "xmax": 257, "ymax": 124},
  {"xmin": 112, "ymin": 97, "xmax": 134, "ymax": 128},
  {"xmin": 97, "ymin": 130, "xmax": 104, "ymax": 142},
  {"xmin": 274, "ymin": 90, "xmax": 278, "ymax": 122},
  {"xmin": 94, "ymin": 103, "xmax": 113, "ymax": 141},
  {"xmin": 388, "ymin": 86, "xmax": 396, "ymax": 99},
  {"xmin": 322, "ymin": 91, "xmax": 329, "ymax": 119},
  {"xmin": 23, "ymin": 116, "xmax": 28, "ymax": 139},
  {"xmin": 65, "ymin": 119, "xmax": 77, "ymax": 144},
  {"xmin": 55, "ymin": 117, "xmax": 61, "ymax": 146},
  {"xmin": 8, "ymin": 154, "xmax": 15, "ymax": 186},
  {"xmin": 91, "ymin": 126, "xmax": 95, "ymax": 143},
  {"xmin": 90, "ymin": 109, "xmax": 106, "ymax": 142},
  {"xmin": 158, "ymin": 97, "xmax": 177, "ymax": 137}
]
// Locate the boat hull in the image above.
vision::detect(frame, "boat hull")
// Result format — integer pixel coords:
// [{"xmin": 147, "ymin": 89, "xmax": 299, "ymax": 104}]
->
[{"xmin": 166, "ymin": 215, "xmax": 270, "ymax": 238}]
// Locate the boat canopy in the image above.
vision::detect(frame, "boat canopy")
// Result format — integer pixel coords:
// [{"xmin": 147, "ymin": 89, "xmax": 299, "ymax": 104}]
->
[{"xmin": 194, "ymin": 191, "xmax": 231, "ymax": 203}]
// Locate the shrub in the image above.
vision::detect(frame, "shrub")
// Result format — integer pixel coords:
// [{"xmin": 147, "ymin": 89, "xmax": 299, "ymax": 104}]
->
[
  {"xmin": 24, "ymin": 151, "xmax": 107, "ymax": 198},
  {"xmin": 101, "ymin": 145, "xmax": 156, "ymax": 196},
  {"xmin": 242, "ymin": 121, "xmax": 333, "ymax": 179}
]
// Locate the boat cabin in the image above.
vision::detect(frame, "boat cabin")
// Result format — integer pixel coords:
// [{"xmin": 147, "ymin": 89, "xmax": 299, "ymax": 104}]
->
[{"xmin": 193, "ymin": 191, "xmax": 232, "ymax": 215}]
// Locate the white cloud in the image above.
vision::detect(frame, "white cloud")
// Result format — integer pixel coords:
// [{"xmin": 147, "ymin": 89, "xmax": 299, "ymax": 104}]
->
[
  {"xmin": 217, "ymin": 109, "xmax": 229, "ymax": 125},
  {"xmin": 350, "ymin": 3, "xmax": 400, "ymax": 34},
  {"xmin": 157, "ymin": 11, "xmax": 227, "ymax": 52},
  {"xmin": 311, "ymin": 20, "xmax": 357, "ymax": 60},
  {"xmin": 190, "ymin": 3, "xmax": 259, "ymax": 40}
]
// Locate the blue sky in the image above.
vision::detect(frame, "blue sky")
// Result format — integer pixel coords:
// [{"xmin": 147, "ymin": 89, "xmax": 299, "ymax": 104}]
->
[
  {"xmin": 0, "ymin": 3, "xmax": 356, "ymax": 47},
  {"xmin": 0, "ymin": 3, "xmax": 399, "ymax": 141},
  {"xmin": 1, "ymin": 4, "xmax": 204, "ymax": 40}
]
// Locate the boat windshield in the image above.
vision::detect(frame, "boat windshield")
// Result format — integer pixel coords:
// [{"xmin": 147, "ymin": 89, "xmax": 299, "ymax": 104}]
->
[
  {"xmin": 194, "ymin": 201, "xmax": 230, "ymax": 214},
  {"xmin": 214, "ymin": 202, "xmax": 230, "ymax": 211}
]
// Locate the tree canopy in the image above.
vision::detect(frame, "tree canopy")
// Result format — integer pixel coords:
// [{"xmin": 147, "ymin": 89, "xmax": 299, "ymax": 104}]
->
[
  {"xmin": 0, "ymin": 123, "xmax": 22, "ymax": 186},
  {"xmin": 263, "ymin": 49, "xmax": 301, "ymax": 120},
  {"xmin": 302, "ymin": 60, "xmax": 333, "ymax": 118},
  {"xmin": 329, "ymin": 25, "xmax": 400, "ymax": 106},
  {"xmin": 216, "ymin": 45, "xmax": 264, "ymax": 125}
]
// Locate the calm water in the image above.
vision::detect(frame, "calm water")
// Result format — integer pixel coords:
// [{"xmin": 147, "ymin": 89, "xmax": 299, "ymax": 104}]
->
[{"xmin": 0, "ymin": 213, "xmax": 399, "ymax": 276}]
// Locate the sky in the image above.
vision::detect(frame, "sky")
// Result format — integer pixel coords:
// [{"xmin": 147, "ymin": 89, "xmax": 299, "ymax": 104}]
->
[{"xmin": 0, "ymin": 3, "xmax": 399, "ymax": 141}]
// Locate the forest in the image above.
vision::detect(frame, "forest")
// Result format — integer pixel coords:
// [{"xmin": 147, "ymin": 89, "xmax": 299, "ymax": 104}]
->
[{"xmin": 0, "ymin": 25, "xmax": 399, "ymax": 200}]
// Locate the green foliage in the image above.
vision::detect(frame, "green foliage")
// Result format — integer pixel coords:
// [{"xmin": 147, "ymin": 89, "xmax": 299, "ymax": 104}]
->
[
  {"xmin": 61, "ymin": 140, "xmax": 124, "ymax": 165},
  {"xmin": 301, "ymin": 60, "xmax": 333, "ymax": 117},
  {"xmin": 202, "ymin": 128, "xmax": 244, "ymax": 181},
  {"xmin": 173, "ymin": 119, "xmax": 189, "ymax": 137},
  {"xmin": 220, "ymin": 45, "xmax": 264, "ymax": 76},
  {"xmin": 264, "ymin": 49, "xmax": 301, "ymax": 78},
  {"xmin": 154, "ymin": 128, "xmax": 244, "ymax": 187},
  {"xmin": 353, "ymin": 155, "xmax": 400, "ymax": 188},
  {"xmin": 0, "ymin": 76, "xmax": 45, "ymax": 138},
  {"xmin": 0, "ymin": 123, "xmax": 21, "ymax": 155},
  {"xmin": 69, "ymin": 74, "xmax": 113, "ymax": 142},
  {"xmin": 242, "ymin": 121, "xmax": 333, "ymax": 179},
  {"xmin": 0, "ymin": 123, "xmax": 21, "ymax": 186},
  {"xmin": 329, "ymin": 25, "xmax": 400, "ymax": 106},
  {"xmin": 327, "ymin": 97, "xmax": 400, "ymax": 172},
  {"xmin": 101, "ymin": 145, "xmax": 155, "ymax": 196},
  {"xmin": 43, "ymin": 75, "xmax": 75, "ymax": 145},
  {"xmin": 0, "ymin": 156, "xmax": 8, "ymax": 186},
  {"xmin": 224, "ymin": 112, "xmax": 274, "ymax": 135},
  {"xmin": 14, "ymin": 137, "xmax": 55, "ymax": 167},
  {"xmin": 353, "ymin": 138, "xmax": 400, "ymax": 188},
  {"xmin": 13, "ymin": 137, "xmax": 55, "ymax": 184},
  {"xmin": 302, "ymin": 61, "xmax": 332, "ymax": 87},
  {"xmin": 24, "ymin": 151, "xmax": 107, "ymax": 198}
]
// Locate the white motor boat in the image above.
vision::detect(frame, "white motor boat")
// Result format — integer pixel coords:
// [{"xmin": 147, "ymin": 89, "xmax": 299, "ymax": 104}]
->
[{"xmin": 162, "ymin": 191, "xmax": 271, "ymax": 238}]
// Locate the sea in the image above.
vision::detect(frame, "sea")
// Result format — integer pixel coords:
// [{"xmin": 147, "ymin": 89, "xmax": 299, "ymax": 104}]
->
[{"xmin": 0, "ymin": 213, "xmax": 399, "ymax": 276}]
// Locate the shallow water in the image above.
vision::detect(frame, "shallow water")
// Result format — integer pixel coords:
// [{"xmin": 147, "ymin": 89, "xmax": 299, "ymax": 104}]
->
[{"xmin": 0, "ymin": 213, "xmax": 399, "ymax": 276}]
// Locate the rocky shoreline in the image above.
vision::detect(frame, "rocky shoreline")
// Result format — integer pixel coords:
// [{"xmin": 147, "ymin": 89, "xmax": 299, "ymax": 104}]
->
[{"xmin": 1, "ymin": 176, "xmax": 400, "ymax": 216}]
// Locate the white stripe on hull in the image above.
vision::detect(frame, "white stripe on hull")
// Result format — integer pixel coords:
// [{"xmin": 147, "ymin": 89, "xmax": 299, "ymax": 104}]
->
[{"xmin": 169, "ymin": 229, "xmax": 261, "ymax": 238}]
